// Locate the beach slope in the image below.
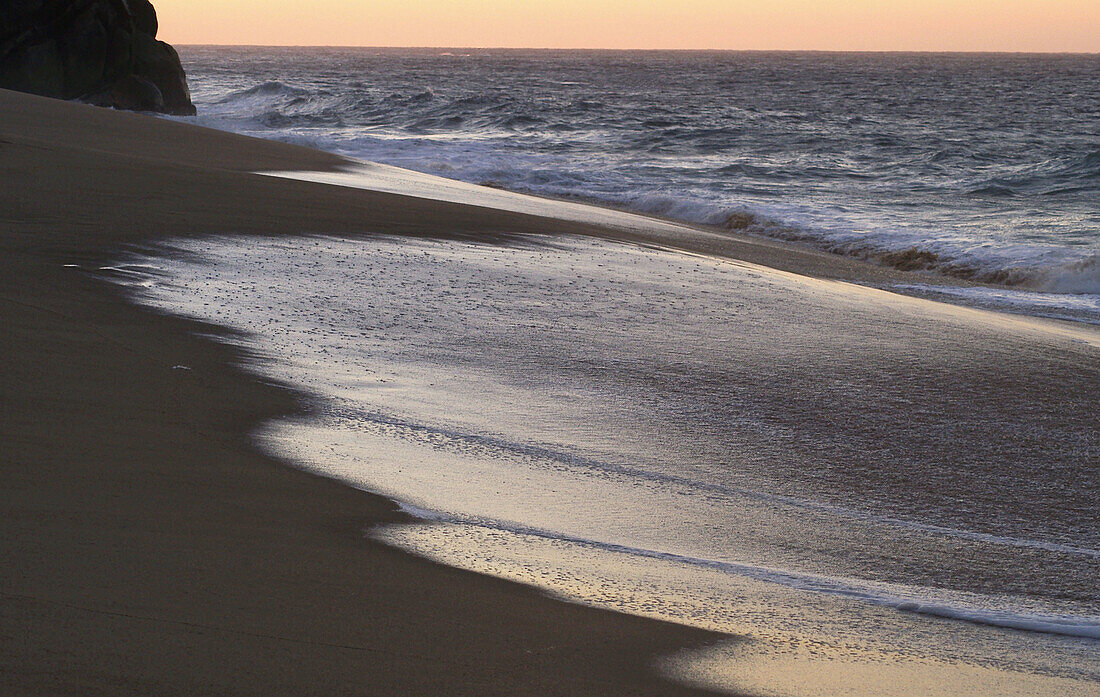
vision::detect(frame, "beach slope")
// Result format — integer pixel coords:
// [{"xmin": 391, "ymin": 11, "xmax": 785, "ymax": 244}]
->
[{"xmin": 0, "ymin": 89, "xmax": 726, "ymax": 696}]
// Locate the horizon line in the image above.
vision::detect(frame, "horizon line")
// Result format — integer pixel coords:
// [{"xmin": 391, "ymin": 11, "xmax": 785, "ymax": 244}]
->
[{"xmin": 173, "ymin": 44, "xmax": 1100, "ymax": 56}]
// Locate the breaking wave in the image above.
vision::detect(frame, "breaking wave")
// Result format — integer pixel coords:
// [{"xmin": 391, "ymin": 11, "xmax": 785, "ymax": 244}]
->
[
  {"xmin": 176, "ymin": 48, "xmax": 1100, "ymax": 319},
  {"xmin": 709, "ymin": 209, "xmax": 1100, "ymax": 294}
]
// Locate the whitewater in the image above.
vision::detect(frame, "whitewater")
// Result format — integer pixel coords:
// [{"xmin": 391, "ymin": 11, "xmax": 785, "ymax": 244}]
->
[{"xmin": 175, "ymin": 48, "xmax": 1100, "ymax": 321}]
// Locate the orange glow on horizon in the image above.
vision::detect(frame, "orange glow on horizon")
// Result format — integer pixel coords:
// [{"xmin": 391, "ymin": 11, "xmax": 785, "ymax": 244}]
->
[{"xmin": 153, "ymin": 1, "xmax": 1099, "ymax": 53}]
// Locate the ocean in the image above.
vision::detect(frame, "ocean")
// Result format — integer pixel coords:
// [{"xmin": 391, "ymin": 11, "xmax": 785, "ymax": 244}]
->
[
  {"xmin": 113, "ymin": 48, "xmax": 1100, "ymax": 695},
  {"xmin": 178, "ymin": 47, "xmax": 1100, "ymax": 322}
]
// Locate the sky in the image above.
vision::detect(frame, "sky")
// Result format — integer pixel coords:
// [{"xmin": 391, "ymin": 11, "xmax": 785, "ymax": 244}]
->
[{"xmin": 154, "ymin": 1, "xmax": 1099, "ymax": 53}]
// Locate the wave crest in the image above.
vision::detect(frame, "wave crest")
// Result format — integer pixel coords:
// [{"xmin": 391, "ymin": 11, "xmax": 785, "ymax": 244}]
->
[
  {"xmin": 713, "ymin": 209, "xmax": 1100, "ymax": 294},
  {"xmin": 217, "ymin": 80, "xmax": 314, "ymax": 102}
]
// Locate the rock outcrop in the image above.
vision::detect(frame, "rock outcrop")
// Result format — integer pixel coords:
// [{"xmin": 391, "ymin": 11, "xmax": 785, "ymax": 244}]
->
[{"xmin": 0, "ymin": 0, "xmax": 195, "ymax": 115}]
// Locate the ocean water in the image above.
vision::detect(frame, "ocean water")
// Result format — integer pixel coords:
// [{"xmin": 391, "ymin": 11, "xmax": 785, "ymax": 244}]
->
[
  {"xmin": 177, "ymin": 48, "xmax": 1100, "ymax": 320},
  {"xmin": 110, "ymin": 233, "xmax": 1100, "ymax": 696},
  {"xmin": 126, "ymin": 48, "xmax": 1100, "ymax": 693}
]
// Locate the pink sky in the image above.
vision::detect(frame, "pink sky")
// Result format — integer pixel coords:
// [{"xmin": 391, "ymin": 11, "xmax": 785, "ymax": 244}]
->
[{"xmin": 154, "ymin": 1, "xmax": 1099, "ymax": 52}]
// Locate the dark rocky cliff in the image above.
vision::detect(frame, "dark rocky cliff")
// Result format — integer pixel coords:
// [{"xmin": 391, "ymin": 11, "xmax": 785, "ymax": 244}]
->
[{"xmin": 0, "ymin": 0, "xmax": 195, "ymax": 115}]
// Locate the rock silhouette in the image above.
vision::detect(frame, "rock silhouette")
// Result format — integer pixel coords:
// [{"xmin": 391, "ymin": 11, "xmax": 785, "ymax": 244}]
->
[{"xmin": 0, "ymin": 0, "xmax": 195, "ymax": 115}]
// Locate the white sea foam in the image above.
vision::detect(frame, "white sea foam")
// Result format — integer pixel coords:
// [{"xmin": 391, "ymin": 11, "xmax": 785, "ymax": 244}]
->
[
  {"xmin": 894, "ymin": 284, "xmax": 1100, "ymax": 325},
  {"xmin": 171, "ymin": 47, "xmax": 1100, "ymax": 323}
]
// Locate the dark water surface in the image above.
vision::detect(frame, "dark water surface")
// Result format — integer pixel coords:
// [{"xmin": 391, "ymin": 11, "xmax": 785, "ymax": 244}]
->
[{"xmin": 179, "ymin": 48, "xmax": 1100, "ymax": 319}]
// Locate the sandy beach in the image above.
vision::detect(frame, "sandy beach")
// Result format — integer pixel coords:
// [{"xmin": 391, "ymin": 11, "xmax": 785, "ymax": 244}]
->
[
  {"xmin": 3, "ymin": 87, "xmax": 1098, "ymax": 697},
  {"xmin": 0, "ymin": 88, "xmax": 732, "ymax": 696}
]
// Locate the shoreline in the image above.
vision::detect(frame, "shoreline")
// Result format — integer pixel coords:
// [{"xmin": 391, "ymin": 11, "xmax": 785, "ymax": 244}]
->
[
  {"xmin": 267, "ymin": 162, "xmax": 1100, "ymax": 331},
  {"xmin": 108, "ymin": 230, "xmax": 1100, "ymax": 696},
  {"xmin": 0, "ymin": 88, "xmax": 729, "ymax": 696},
  {"xmin": 3, "ymin": 88, "xmax": 1097, "ymax": 695},
  {"xmin": 176, "ymin": 46, "xmax": 1100, "ymax": 321}
]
